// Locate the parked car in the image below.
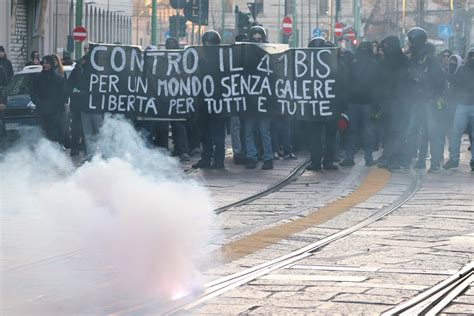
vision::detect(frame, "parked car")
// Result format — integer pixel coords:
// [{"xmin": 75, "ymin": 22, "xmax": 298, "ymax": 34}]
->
[{"xmin": 1, "ymin": 64, "xmax": 74, "ymax": 134}]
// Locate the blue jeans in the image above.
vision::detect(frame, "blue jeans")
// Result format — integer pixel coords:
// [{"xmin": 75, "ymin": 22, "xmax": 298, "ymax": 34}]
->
[
  {"xmin": 449, "ymin": 104, "xmax": 474, "ymax": 163},
  {"xmin": 345, "ymin": 103, "xmax": 374, "ymax": 162},
  {"xmin": 405, "ymin": 103, "xmax": 444, "ymax": 166},
  {"xmin": 244, "ymin": 116, "xmax": 272, "ymax": 162},
  {"xmin": 271, "ymin": 117, "xmax": 293, "ymax": 155}
]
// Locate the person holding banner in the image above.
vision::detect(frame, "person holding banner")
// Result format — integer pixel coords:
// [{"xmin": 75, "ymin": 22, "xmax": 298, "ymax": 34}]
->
[
  {"xmin": 192, "ymin": 31, "xmax": 227, "ymax": 169},
  {"xmin": 164, "ymin": 37, "xmax": 191, "ymax": 162},
  {"xmin": 305, "ymin": 37, "xmax": 342, "ymax": 171},
  {"xmin": 243, "ymin": 26, "xmax": 274, "ymax": 170}
]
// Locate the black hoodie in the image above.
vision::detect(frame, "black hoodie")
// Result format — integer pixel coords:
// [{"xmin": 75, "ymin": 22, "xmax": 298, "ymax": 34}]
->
[
  {"xmin": 346, "ymin": 41, "xmax": 380, "ymax": 105},
  {"xmin": 379, "ymin": 36, "xmax": 409, "ymax": 103},
  {"xmin": 30, "ymin": 68, "xmax": 67, "ymax": 114}
]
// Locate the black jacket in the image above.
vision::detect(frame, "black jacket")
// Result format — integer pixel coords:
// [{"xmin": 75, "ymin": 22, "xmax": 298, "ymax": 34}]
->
[
  {"xmin": 346, "ymin": 55, "xmax": 380, "ymax": 105},
  {"xmin": 452, "ymin": 64, "xmax": 474, "ymax": 106},
  {"xmin": 0, "ymin": 57, "xmax": 14, "ymax": 87},
  {"xmin": 67, "ymin": 60, "xmax": 88, "ymax": 112},
  {"xmin": 379, "ymin": 39, "xmax": 409, "ymax": 105},
  {"xmin": 30, "ymin": 69, "xmax": 67, "ymax": 114},
  {"xmin": 408, "ymin": 43, "xmax": 446, "ymax": 102}
]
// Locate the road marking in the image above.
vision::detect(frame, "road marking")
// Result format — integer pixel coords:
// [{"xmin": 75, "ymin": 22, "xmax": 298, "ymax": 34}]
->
[{"xmin": 217, "ymin": 168, "xmax": 391, "ymax": 262}]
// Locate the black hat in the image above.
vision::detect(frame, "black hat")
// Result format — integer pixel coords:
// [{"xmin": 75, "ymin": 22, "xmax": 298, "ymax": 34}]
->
[
  {"xmin": 407, "ymin": 27, "xmax": 427, "ymax": 49},
  {"xmin": 235, "ymin": 33, "xmax": 248, "ymax": 42},
  {"xmin": 202, "ymin": 30, "xmax": 221, "ymax": 46},
  {"xmin": 0, "ymin": 46, "xmax": 5, "ymax": 53},
  {"xmin": 248, "ymin": 26, "xmax": 267, "ymax": 43},
  {"xmin": 165, "ymin": 37, "xmax": 180, "ymax": 49}
]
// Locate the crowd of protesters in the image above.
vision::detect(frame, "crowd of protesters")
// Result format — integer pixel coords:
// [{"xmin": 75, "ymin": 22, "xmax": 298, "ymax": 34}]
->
[{"xmin": 0, "ymin": 26, "xmax": 472, "ymax": 172}]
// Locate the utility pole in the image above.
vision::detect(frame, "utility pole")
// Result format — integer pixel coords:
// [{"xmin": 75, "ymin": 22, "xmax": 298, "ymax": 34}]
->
[
  {"xmin": 221, "ymin": 0, "xmax": 225, "ymax": 41},
  {"xmin": 151, "ymin": 0, "xmax": 157, "ymax": 46},
  {"xmin": 278, "ymin": 0, "xmax": 281, "ymax": 43},
  {"xmin": 75, "ymin": 0, "xmax": 83, "ymax": 60},
  {"xmin": 292, "ymin": 0, "xmax": 297, "ymax": 47}
]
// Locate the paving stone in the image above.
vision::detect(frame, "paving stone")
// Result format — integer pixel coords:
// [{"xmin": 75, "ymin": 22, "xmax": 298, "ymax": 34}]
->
[{"xmin": 331, "ymin": 293, "xmax": 404, "ymax": 305}]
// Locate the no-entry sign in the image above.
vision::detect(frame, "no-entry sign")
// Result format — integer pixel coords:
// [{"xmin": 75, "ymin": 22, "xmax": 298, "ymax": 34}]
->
[
  {"xmin": 72, "ymin": 26, "xmax": 87, "ymax": 42},
  {"xmin": 334, "ymin": 22, "xmax": 343, "ymax": 38},
  {"xmin": 282, "ymin": 16, "xmax": 293, "ymax": 36},
  {"xmin": 346, "ymin": 29, "xmax": 356, "ymax": 41}
]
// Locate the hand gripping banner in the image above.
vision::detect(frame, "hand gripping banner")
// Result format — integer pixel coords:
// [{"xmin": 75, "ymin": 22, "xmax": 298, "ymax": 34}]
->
[{"xmin": 85, "ymin": 43, "xmax": 339, "ymax": 121}]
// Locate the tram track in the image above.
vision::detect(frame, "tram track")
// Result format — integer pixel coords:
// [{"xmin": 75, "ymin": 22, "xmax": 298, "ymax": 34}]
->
[
  {"xmin": 382, "ymin": 261, "xmax": 474, "ymax": 316},
  {"xmin": 111, "ymin": 169, "xmax": 421, "ymax": 315}
]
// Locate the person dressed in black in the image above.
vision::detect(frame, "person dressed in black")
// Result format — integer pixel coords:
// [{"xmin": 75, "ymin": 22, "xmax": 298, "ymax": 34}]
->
[
  {"xmin": 67, "ymin": 54, "xmax": 88, "ymax": 156},
  {"xmin": 0, "ymin": 46, "xmax": 13, "ymax": 104},
  {"xmin": 377, "ymin": 36, "xmax": 409, "ymax": 171},
  {"xmin": 306, "ymin": 37, "xmax": 341, "ymax": 171},
  {"xmin": 340, "ymin": 41, "xmax": 380, "ymax": 167},
  {"xmin": 29, "ymin": 55, "xmax": 67, "ymax": 143},
  {"xmin": 404, "ymin": 27, "xmax": 447, "ymax": 173},
  {"xmin": 0, "ymin": 46, "xmax": 13, "ymax": 134},
  {"xmin": 192, "ymin": 31, "xmax": 227, "ymax": 169},
  {"xmin": 165, "ymin": 37, "xmax": 191, "ymax": 162}
]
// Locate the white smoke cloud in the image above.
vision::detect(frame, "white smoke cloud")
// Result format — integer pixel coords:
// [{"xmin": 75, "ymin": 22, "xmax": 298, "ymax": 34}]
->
[{"xmin": 1, "ymin": 116, "xmax": 218, "ymax": 312}]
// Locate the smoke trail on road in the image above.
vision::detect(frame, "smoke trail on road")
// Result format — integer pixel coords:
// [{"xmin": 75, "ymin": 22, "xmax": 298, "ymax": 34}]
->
[{"xmin": 0, "ymin": 117, "xmax": 218, "ymax": 312}]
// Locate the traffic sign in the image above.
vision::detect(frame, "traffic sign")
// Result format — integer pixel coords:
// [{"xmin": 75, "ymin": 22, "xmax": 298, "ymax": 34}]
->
[
  {"xmin": 282, "ymin": 16, "xmax": 293, "ymax": 36},
  {"xmin": 335, "ymin": 22, "xmax": 343, "ymax": 38},
  {"xmin": 345, "ymin": 29, "xmax": 356, "ymax": 41},
  {"xmin": 438, "ymin": 24, "xmax": 453, "ymax": 38},
  {"xmin": 72, "ymin": 26, "xmax": 87, "ymax": 42},
  {"xmin": 313, "ymin": 27, "xmax": 321, "ymax": 37}
]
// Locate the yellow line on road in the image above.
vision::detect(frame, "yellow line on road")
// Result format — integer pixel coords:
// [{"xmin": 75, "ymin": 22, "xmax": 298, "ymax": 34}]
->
[{"xmin": 218, "ymin": 168, "xmax": 391, "ymax": 262}]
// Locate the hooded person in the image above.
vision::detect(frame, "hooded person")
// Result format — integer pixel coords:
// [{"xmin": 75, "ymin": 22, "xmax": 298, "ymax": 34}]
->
[
  {"xmin": 241, "ymin": 26, "xmax": 275, "ymax": 170},
  {"xmin": 376, "ymin": 36, "xmax": 409, "ymax": 170},
  {"xmin": 404, "ymin": 27, "xmax": 447, "ymax": 173},
  {"xmin": 339, "ymin": 41, "xmax": 380, "ymax": 168},
  {"xmin": 191, "ymin": 30, "xmax": 227, "ymax": 169},
  {"xmin": 305, "ymin": 37, "xmax": 340, "ymax": 171},
  {"xmin": 29, "ymin": 55, "xmax": 68, "ymax": 143},
  {"xmin": 444, "ymin": 49, "xmax": 474, "ymax": 171}
]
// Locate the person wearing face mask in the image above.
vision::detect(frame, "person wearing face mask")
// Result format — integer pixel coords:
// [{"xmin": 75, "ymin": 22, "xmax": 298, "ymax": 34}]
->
[
  {"xmin": 403, "ymin": 27, "xmax": 447, "ymax": 173},
  {"xmin": 242, "ymin": 26, "xmax": 274, "ymax": 170},
  {"xmin": 376, "ymin": 36, "xmax": 409, "ymax": 171},
  {"xmin": 339, "ymin": 41, "xmax": 380, "ymax": 167},
  {"xmin": 29, "ymin": 55, "xmax": 67, "ymax": 143},
  {"xmin": 444, "ymin": 50, "xmax": 474, "ymax": 172},
  {"xmin": 192, "ymin": 30, "xmax": 227, "ymax": 169}
]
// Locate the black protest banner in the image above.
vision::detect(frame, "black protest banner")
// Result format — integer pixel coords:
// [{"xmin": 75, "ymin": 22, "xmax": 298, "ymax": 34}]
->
[{"xmin": 85, "ymin": 43, "xmax": 338, "ymax": 121}]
